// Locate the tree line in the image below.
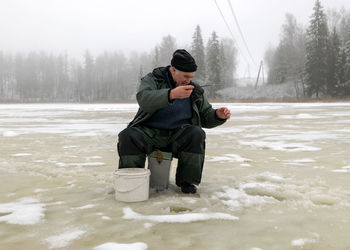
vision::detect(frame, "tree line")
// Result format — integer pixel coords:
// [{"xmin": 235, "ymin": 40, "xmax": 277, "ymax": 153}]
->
[
  {"xmin": 265, "ymin": 0, "xmax": 350, "ymax": 98},
  {"xmin": 0, "ymin": 26, "xmax": 236, "ymax": 102}
]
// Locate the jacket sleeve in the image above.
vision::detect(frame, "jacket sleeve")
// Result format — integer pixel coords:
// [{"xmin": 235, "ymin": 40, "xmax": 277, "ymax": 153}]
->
[
  {"xmin": 136, "ymin": 74, "xmax": 171, "ymax": 113},
  {"xmin": 199, "ymin": 94, "xmax": 227, "ymax": 128}
]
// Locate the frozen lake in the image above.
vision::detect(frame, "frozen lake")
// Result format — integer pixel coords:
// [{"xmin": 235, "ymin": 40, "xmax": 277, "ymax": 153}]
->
[{"xmin": 0, "ymin": 103, "xmax": 350, "ymax": 250}]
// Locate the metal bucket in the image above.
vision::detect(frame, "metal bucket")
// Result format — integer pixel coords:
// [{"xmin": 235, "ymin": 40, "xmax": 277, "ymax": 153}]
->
[{"xmin": 148, "ymin": 150, "xmax": 172, "ymax": 191}]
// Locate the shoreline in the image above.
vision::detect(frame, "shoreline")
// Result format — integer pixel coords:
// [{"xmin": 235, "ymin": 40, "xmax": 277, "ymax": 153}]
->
[{"xmin": 1, "ymin": 97, "xmax": 350, "ymax": 104}]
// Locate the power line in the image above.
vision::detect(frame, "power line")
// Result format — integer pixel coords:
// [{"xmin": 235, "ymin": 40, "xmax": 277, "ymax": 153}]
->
[
  {"xmin": 213, "ymin": 0, "xmax": 250, "ymax": 66},
  {"xmin": 227, "ymin": 0, "xmax": 257, "ymax": 66}
]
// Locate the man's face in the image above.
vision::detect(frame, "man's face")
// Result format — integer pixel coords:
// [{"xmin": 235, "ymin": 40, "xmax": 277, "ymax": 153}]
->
[{"xmin": 171, "ymin": 67, "xmax": 195, "ymax": 86}]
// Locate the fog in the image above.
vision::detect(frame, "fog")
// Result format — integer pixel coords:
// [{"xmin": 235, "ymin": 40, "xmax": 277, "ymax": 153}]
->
[{"xmin": 1, "ymin": 0, "xmax": 349, "ymax": 77}]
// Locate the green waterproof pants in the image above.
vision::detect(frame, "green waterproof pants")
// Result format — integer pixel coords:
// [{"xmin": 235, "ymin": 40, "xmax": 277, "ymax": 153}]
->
[{"xmin": 117, "ymin": 125, "xmax": 206, "ymax": 185}]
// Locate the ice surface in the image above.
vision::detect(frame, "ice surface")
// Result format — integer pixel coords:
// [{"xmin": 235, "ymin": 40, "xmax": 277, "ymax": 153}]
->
[
  {"xmin": 1, "ymin": 103, "xmax": 350, "ymax": 249},
  {"xmin": 122, "ymin": 207, "xmax": 239, "ymax": 223}
]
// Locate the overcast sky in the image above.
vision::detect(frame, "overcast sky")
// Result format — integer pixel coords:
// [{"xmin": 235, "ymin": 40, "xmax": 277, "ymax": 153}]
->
[{"xmin": 0, "ymin": 0, "xmax": 349, "ymax": 77}]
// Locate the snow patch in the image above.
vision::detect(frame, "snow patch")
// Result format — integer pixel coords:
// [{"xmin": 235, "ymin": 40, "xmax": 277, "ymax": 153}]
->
[
  {"xmin": 55, "ymin": 162, "xmax": 105, "ymax": 167},
  {"xmin": 285, "ymin": 158, "xmax": 315, "ymax": 163},
  {"xmin": 331, "ymin": 166, "xmax": 350, "ymax": 173},
  {"xmin": 122, "ymin": 207, "xmax": 238, "ymax": 223},
  {"xmin": 34, "ymin": 188, "xmax": 48, "ymax": 193},
  {"xmin": 63, "ymin": 145, "xmax": 78, "ymax": 149},
  {"xmin": 144, "ymin": 222, "xmax": 153, "ymax": 229},
  {"xmin": 102, "ymin": 216, "xmax": 112, "ymax": 220},
  {"xmin": 3, "ymin": 131, "xmax": 19, "ymax": 137},
  {"xmin": 206, "ymin": 154, "xmax": 251, "ymax": 163},
  {"xmin": 11, "ymin": 153, "xmax": 32, "ymax": 157},
  {"xmin": 238, "ymin": 140, "xmax": 320, "ymax": 152},
  {"xmin": 72, "ymin": 204, "xmax": 96, "ymax": 210},
  {"xmin": 291, "ymin": 237, "xmax": 317, "ymax": 247},
  {"xmin": 0, "ymin": 197, "xmax": 45, "ymax": 225},
  {"xmin": 280, "ymin": 113, "xmax": 323, "ymax": 119},
  {"xmin": 94, "ymin": 242, "xmax": 148, "ymax": 250},
  {"xmin": 45, "ymin": 229, "xmax": 85, "ymax": 249},
  {"xmin": 213, "ymin": 186, "xmax": 277, "ymax": 211}
]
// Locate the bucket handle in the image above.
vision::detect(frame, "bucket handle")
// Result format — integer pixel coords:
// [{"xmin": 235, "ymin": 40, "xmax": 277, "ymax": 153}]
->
[{"xmin": 115, "ymin": 177, "xmax": 148, "ymax": 193}]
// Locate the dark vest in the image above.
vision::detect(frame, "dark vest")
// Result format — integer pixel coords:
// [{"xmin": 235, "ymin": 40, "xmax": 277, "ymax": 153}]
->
[{"xmin": 143, "ymin": 69, "xmax": 192, "ymax": 130}]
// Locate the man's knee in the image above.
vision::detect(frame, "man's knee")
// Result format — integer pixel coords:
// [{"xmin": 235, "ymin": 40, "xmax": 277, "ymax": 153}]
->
[
  {"xmin": 119, "ymin": 127, "xmax": 141, "ymax": 141},
  {"xmin": 184, "ymin": 126, "xmax": 206, "ymax": 144},
  {"xmin": 191, "ymin": 126, "xmax": 205, "ymax": 142},
  {"xmin": 175, "ymin": 126, "xmax": 206, "ymax": 154},
  {"xmin": 118, "ymin": 127, "xmax": 146, "ymax": 155}
]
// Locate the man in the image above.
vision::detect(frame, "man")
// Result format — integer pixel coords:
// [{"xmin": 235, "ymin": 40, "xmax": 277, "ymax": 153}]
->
[{"xmin": 117, "ymin": 49, "xmax": 230, "ymax": 194}]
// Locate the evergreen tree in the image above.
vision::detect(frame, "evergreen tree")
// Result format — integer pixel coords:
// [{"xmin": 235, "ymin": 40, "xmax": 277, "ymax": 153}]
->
[
  {"xmin": 0, "ymin": 52, "xmax": 5, "ymax": 99},
  {"xmin": 343, "ymin": 29, "xmax": 350, "ymax": 95},
  {"xmin": 219, "ymin": 39, "xmax": 236, "ymax": 88},
  {"xmin": 305, "ymin": 0, "xmax": 329, "ymax": 98},
  {"xmin": 190, "ymin": 25, "xmax": 206, "ymax": 83},
  {"xmin": 158, "ymin": 35, "xmax": 176, "ymax": 66},
  {"xmin": 55, "ymin": 52, "xmax": 70, "ymax": 101},
  {"xmin": 336, "ymin": 45, "xmax": 347, "ymax": 95},
  {"xmin": 338, "ymin": 8, "xmax": 350, "ymax": 43},
  {"xmin": 206, "ymin": 31, "xmax": 221, "ymax": 98},
  {"xmin": 265, "ymin": 13, "xmax": 306, "ymax": 94},
  {"xmin": 83, "ymin": 50, "xmax": 95, "ymax": 101},
  {"xmin": 326, "ymin": 27, "xmax": 341, "ymax": 96},
  {"xmin": 152, "ymin": 46, "xmax": 160, "ymax": 68}
]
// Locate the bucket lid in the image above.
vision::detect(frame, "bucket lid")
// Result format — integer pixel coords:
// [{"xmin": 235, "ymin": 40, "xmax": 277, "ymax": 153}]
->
[{"xmin": 115, "ymin": 168, "xmax": 150, "ymax": 176}]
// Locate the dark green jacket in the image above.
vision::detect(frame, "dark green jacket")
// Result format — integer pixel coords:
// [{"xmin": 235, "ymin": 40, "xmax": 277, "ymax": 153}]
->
[{"xmin": 128, "ymin": 66, "xmax": 226, "ymax": 129}]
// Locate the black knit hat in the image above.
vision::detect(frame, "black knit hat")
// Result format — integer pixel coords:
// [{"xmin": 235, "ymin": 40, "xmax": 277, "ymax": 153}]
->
[{"xmin": 171, "ymin": 49, "xmax": 197, "ymax": 72}]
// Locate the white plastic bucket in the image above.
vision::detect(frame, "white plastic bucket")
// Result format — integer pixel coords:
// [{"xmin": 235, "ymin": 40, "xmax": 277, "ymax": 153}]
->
[{"xmin": 114, "ymin": 168, "xmax": 150, "ymax": 202}]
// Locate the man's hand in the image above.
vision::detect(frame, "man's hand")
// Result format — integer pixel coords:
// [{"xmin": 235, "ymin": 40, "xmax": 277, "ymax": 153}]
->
[
  {"xmin": 216, "ymin": 107, "xmax": 231, "ymax": 120},
  {"xmin": 169, "ymin": 85, "xmax": 194, "ymax": 100}
]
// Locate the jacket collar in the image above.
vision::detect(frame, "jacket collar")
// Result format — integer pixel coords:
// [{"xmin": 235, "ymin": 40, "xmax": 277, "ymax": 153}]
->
[
  {"xmin": 152, "ymin": 65, "xmax": 176, "ymax": 88},
  {"xmin": 152, "ymin": 66, "xmax": 170, "ymax": 81},
  {"xmin": 152, "ymin": 65, "xmax": 204, "ymax": 100}
]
